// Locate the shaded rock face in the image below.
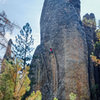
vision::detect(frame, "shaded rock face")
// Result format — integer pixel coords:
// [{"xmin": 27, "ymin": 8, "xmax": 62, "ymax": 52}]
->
[
  {"xmin": 69, "ymin": 0, "xmax": 80, "ymax": 16},
  {"xmin": 83, "ymin": 13, "xmax": 96, "ymax": 100},
  {"xmin": 1, "ymin": 39, "xmax": 12, "ymax": 72},
  {"xmin": 83, "ymin": 13, "xmax": 100, "ymax": 99},
  {"xmin": 4, "ymin": 39, "xmax": 12, "ymax": 59},
  {"xmin": 30, "ymin": 0, "xmax": 90, "ymax": 100}
]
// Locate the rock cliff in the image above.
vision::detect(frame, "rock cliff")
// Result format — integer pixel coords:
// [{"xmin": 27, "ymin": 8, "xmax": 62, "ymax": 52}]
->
[
  {"xmin": 29, "ymin": 0, "xmax": 90, "ymax": 100},
  {"xmin": 82, "ymin": 13, "xmax": 96, "ymax": 99}
]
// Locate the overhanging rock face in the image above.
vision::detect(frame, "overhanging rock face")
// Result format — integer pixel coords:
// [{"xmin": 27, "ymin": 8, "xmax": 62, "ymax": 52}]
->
[{"xmin": 29, "ymin": 0, "xmax": 90, "ymax": 100}]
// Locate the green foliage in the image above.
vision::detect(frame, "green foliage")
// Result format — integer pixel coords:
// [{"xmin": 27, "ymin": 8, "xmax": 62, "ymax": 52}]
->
[
  {"xmin": 13, "ymin": 23, "xmax": 34, "ymax": 68},
  {"xmin": 53, "ymin": 97, "xmax": 58, "ymax": 100},
  {"xmin": 82, "ymin": 17, "xmax": 96, "ymax": 28},
  {"xmin": 0, "ymin": 59, "xmax": 31, "ymax": 100},
  {"xmin": 26, "ymin": 90, "xmax": 42, "ymax": 100},
  {"xmin": 0, "ymin": 60, "xmax": 15, "ymax": 100},
  {"xmin": 69, "ymin": 92, "xmax": 77, "ymax": 100},
  {"xmin": 91, "ymin": 29, "xmax": 100, "ymax": 65},
  {"xmin": 0, "ymin": 59, "xmax": 43, "ymax": 100},
  {"xmin": 96, "ymin": 29, "xmax": 100, "ymax": 40}
]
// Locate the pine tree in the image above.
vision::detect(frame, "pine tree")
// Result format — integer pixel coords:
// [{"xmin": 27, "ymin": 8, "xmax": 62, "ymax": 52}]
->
[{"xmin": 13, "ymin": 23, "xmax": 34, "ymax": 68}]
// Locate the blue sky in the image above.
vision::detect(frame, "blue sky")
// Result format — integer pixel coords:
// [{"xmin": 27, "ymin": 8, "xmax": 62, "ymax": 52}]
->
[
  {"xmin": 81, "ymin": 0, "xmax": 100, "ymax": 21},
  {"xmin": 0, "ymin": 0, "xmax": 100, "ymax": 48}
]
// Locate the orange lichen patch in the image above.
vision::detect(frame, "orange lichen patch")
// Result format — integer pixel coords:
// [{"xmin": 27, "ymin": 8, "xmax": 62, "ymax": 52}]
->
[
  {"xmin": 50, "ymin": 54, "xmax": 58, "ymax": 95},
  {"xmin": 97, "ymin": 59, "xmax": 100, "ymax": 64},
  {"xmin": 65, "ymin": 62, "xmax": 90, "ymax": 100},
  {"xmin": 91, "ymin": 55, "xmax": 100, "ymax": 65},
  {"xmin": 96, "ymin": 29, "xmax": 100, "ymax": 40},
  {"xmin": 76, "ymin": 80, "xmax": 82, "ymax": 100},
  {"xmin": 91, "ymin": 55, "xmax": 97, "ymax": 62}
]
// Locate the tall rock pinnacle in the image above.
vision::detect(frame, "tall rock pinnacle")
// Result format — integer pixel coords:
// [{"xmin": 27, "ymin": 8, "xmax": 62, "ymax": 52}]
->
[
  {"xmin": 40, "ymin": 0, "xmax": 81, "ymax": 44},
  {"xmin": 82, "ymin": 13, "xmax": 96, "ymax": 99},
  {"xmin": 29, "ymin": 0, "xmax": 90, "ymax": 100}
]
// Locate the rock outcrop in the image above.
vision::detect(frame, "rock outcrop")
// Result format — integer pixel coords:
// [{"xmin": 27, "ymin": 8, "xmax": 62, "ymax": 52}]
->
[
  {"xmin": 29, "ymin": 0, "xmax": 90, "ymax": 100},
  {"xmin": 82, "ymin": 13, "xmax": 96, "ymax": 99},
  {"xmin": 4, "ymin": 39, "xmax": 12, "ymax": 59},
  {"xmin": 1, "ymin": 39, "xmax": 12, "ymax": 72},
  {"xmin": 94, "ymin": 30, "xmax": 100, "ymax": 100}
]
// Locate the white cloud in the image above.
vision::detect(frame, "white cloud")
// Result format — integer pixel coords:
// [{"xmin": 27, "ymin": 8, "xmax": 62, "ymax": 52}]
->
[
  {"xmin": 33, "ymin": 33, "xmax": 40, "ymax": 49},
  {"xmin": 5, "ymin": 32, "xmax": 40, "ymax": 47},
  {"xmin": 5, "ymin": 32, "xmax": 40, "ymax": 51},
  {"xmin": 5, "ymin": 32, "xmax": 15, "ymax": 42}
]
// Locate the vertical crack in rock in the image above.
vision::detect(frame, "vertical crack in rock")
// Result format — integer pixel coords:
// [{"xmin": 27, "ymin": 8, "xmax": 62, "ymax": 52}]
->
[{"xmin": 50, "ymin": 53, "xmax": 58, "ymax": 97}]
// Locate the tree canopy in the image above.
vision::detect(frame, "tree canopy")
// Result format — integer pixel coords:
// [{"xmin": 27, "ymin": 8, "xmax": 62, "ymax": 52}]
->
[{"xmin": 13, "ymin": 23, "xmax": 34, "ymax": 68}]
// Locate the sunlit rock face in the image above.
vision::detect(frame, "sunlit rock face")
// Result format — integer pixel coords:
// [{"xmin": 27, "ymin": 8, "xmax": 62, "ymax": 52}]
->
[{"xmin": 29, "ymin": 0, "xmax": 90, "ymax": 100}]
